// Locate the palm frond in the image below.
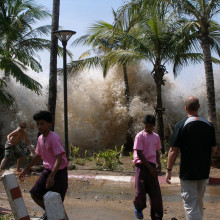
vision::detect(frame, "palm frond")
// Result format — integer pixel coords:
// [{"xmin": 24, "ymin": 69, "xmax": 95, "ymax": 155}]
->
[
  {"xmin": 0, "ymin": 88, "xmax": 13, "ymax": 106},
  {"xmin": 173, "ymin": 53, "xmax": 204, "ymax": 77},
  {"xmin": 5, "ymin": 60, "xmax": 42, "ymax": 94},
  {"xmin": 63, "ymin": 56, "xmax": 102, "ymax": 75}
]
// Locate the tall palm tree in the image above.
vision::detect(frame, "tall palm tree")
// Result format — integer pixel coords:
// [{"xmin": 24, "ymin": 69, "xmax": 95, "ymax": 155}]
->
[
  {"xmin": 0, "ymin": 0, "xmax": 52, "ymax": 104},
  {"xmin": 106, "ymin": 1, "xmax": 208, "ymax": 153},
  {"xmin": 48, "ymin": 0, "xmax": 60, "ymax": 129},
  {"xmin": 168, "ymin": 0, "xmax": 220, "ymax": 130},
  {"xmin": 68, "ymin": 11, "xmax": 139, "ymax": 151}
]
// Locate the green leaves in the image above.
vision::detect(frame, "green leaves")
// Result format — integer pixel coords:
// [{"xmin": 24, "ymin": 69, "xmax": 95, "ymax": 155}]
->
[
  {"xmin": 93, "ymin": 146, "xmax": 124, "ymax": 170},
  {"xmin": 0, "ymin": 0, "xmax": 52, "ymax": 104}
]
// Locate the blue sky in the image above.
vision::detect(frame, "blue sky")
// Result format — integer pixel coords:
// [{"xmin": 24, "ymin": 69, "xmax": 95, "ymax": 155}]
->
[
  {"xmin": 32, "ymin": 0, "xmax": 124, "ymax": 84},
  {"xmin": 33, "ymin": 0, "xmax": 220, "ymax": 90}
]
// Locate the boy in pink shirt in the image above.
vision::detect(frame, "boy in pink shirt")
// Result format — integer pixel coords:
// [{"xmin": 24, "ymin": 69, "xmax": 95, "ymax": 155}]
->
[
  {"xmin": 19, "ymin": 111, "xmax": 68, "ymax": 220},
  {"xmin": 133, "ymin": 115, "xmax": 163, "ymax": 220}
]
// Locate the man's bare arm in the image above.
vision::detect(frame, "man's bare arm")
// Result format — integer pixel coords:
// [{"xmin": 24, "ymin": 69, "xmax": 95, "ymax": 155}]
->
[
  {"xmin": 19, "ymin": 155, "xmax": 41, "ymax": 180},
  {"xmin": 167, "ymin": 147, "xmax": 179, "ymax": 170},
  {"xmin": 7, "ymin": 129, "xmax": 19, "ymax": 141},
  {"xmin": 166, "ymin": 146, "xmax": 179, "ymax": 184}
]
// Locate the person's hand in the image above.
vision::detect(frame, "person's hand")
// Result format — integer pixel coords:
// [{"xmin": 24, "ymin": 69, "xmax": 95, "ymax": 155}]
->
[
  {"xmin": 19, "ymin": 170, "xmax": 27, "ymax": 181},
  {"xmin": 166, "ymin": 170, "xmax": 172, "ymax": 184},
  {"xmin": 148, "ymin": 166, "xmax": 157, "ymax": 177},
  {"xmin": 156, "ymin": 163, "xmax": 162, "ymax": 174},
  {"xmin": 46, "ymin": 174, "xmax": 55, "ymax": 189}
]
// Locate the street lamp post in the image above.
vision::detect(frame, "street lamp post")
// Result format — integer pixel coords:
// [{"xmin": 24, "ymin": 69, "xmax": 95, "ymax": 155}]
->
[{"xmin": 54, "ymin": 30, "xmax": 76, "ymax": 160}]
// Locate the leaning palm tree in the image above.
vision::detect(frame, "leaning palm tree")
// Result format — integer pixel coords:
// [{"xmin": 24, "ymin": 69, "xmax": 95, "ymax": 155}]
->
[
  {"xmin": 68, "ymin": 10, "xmax": 139, "ymax": 151},
  {"xmin": 168, "ymin": 0, "xmax": 220, "ymax": 129},
  {"xmin": 0, "ymin": 0, "xmax": 52, "ymax": 104}
]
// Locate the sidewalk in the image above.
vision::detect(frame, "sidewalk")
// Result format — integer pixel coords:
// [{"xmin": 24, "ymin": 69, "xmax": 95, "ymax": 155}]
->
[{"xmin": 68, "ymin": 174, "xmax": 220, "ymax": 184}]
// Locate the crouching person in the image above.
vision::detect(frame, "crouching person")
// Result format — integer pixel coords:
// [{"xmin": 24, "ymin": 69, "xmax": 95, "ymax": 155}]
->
[
  {"xmin": 19, "ymin": 111, "xmax": 68, "ymax": 220},
  {"xmin": 133, "ymin": 115, "xmax": 163, "ymax": 220}
]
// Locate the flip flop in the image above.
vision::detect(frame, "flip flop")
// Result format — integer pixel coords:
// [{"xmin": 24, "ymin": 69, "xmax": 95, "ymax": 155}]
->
[
  {"xmin": 134, "ymin": 206, "xmax": 143, "ymax": 219},
  {"xmin": 39, "ymin": 212, "xmax": 47, "ymax": 220}
]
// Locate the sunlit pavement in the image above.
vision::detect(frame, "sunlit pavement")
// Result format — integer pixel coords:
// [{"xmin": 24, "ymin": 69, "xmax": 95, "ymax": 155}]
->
[{"xmin": 1, "ymin": 176, "xmax": 220, "ymax": 219}]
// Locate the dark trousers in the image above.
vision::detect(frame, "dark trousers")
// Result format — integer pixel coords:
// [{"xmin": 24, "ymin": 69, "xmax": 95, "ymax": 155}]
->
[
  {"xmin": 30, "ymin": 167, "xmax": 68, "ymax": 202},
  {"xmin": 134, "ymin": 163, "xmax": 163, "ymax": 220}
]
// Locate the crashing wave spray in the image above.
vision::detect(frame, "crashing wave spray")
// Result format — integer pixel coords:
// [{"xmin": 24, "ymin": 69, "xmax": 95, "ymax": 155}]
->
[{"xmin": 1, "ymin": 66, "xmax": 219, "ymax": 152}]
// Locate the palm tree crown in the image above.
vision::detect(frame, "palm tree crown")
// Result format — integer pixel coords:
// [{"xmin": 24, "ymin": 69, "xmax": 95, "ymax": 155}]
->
[{"xmin": 0, "ymin": 0, "xmax": 52, "ymax": 104}]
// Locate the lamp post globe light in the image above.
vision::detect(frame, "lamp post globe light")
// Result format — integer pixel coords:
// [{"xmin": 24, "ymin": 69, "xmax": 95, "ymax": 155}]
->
[{"xmin": 54, "ymin": 30, "xmax": 76, "ymax": 160}]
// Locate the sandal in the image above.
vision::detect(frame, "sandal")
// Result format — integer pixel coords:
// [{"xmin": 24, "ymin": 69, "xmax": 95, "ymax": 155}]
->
[
  {"xmin": 39, "ymin": 212, "xmax": 47, "ymax": 220},
  {"xmin": 134, "ymin": 206, "xmax": 143, "ymax": 219}
]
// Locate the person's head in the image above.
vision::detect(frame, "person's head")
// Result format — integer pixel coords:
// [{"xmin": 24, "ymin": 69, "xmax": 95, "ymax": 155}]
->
[
  {"xmin": 33, "ymin": 111, "xmax": 52, "ymax": 134},
  {"xmin": 143, "ymin": 114, "xmax": 155, "ymax": 133},
  {"xmin": 185, "ymin": 96, "xmax": 200, "ymax": 115},
  {"xmin": 19, "ymin": 121, "xmax": 27, "ymax": 130}
]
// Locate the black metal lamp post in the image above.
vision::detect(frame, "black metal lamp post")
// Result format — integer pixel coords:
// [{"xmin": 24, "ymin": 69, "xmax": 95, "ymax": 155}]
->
[{"xmin": 54, "ymin": 30, "xmax": 76, "ymax": 160}]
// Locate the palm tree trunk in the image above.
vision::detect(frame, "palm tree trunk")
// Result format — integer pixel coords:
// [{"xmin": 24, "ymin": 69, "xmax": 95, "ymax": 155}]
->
[
  {"xmin": 200, "ymin": 38, "xmax": 217, "ymax": 129},
  {"xmin": 48, "ymin": 0, "xmax": 60, "ymax": 130},
  {"xmin": 201, "ymin": 37, "xmax": 219, "ymax": 152},
  {"xmin": 153, "ymin": 63, "xmax": 165, "ymax": 154},
  {"xmin": 123, "ymin": 65, "xmax": 133, "ymax": 152},
  {"xmin": 155, "ymin": 81, "xmax": 165, "ymax": 154}
]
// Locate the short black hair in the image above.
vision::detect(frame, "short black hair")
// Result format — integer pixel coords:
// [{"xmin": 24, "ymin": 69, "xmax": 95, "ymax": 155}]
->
[
  {"xmin": 33, "ymin": 111, "xmax": 52, "ymax": 123},
  {"xmin": 143, "ymin": 114, "xmax": 155, "ymax": 125}
]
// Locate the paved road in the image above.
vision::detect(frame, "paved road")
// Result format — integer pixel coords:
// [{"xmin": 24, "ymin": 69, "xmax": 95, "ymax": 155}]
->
[{"xmin": 1, "ymin": 177, "xmax": 220, "ymax": 220}]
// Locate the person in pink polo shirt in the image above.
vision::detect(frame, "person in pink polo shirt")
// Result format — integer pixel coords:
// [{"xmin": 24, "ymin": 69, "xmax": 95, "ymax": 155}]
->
[
  {"xmin": 19, "ymin": 111, "xmax": 68, "ymax": 220},
  {"xmin": 133, "ymin": 114, "xmax": 163, "ymax": 220}
]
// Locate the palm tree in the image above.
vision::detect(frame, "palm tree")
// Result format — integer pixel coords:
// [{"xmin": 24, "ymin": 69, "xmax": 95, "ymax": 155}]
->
[
  {"xmin": 68, "ymin": 11, "xmax": 139, "ymax": 151},
  {"xmin": 48, "ymin": 0, "xmax": 60, "ymax": 129},
  {"xmin": 168, "ymin": 0, "xmax": 220, "ymax": 129},
  {"xmin": 105, "ymin": 1, "xmax": 208, "ymax": 153},
  {"xmin": 0, "ymin": 0, "xmax": 52, "ymax": 104}
]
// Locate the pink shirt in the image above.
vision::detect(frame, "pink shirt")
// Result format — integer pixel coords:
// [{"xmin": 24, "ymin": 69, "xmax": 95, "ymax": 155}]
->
[
  {"xmin": 35, "ymin": 131, "xmax": 68, "ymax": 170},
  {"xmin": 133, "ymin": 130, "xmax": 161, "ymax": 165}
]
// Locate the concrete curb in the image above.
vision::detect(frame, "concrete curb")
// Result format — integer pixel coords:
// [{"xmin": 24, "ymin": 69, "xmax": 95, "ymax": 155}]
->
[
  {"xmin": 68, "ymin": 174, "xmax": 220, "ymax": 185},
  {"xmin": 68, "ymin": 175, "xmax": 180, "ymax": 184},
  {"xmin": 32, "ymin": 172, "xmax": 220, "ymax": 184}
]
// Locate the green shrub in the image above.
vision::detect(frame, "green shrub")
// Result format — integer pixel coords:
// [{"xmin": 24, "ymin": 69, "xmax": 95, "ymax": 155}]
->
[
  {"xmin": 93, "ymin": 146, "xmax": 124, "ymax": 170},
  {"xmin": 75, "ymin": 158, "xmax": 86, "ymax": 166},
  {"xmin": 0, "ymin": 213, "xmax": 13, "ymax": 220},
  {"xmin": 69, "ymin": 144, "xmax": 80, "ymax": 159}
]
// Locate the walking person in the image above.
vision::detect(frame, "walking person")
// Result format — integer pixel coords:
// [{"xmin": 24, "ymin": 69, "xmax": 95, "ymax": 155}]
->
[
  {"xmin": 19, "ymin": 111, "xmax": 68, "ymax": 220},
  {"xmin": 133, "ymin": 114, "xmax": 163, "ymax": 220},
  {"xmin": 166, "ymin": 96, "xmax": 217, "ymax": 220}
]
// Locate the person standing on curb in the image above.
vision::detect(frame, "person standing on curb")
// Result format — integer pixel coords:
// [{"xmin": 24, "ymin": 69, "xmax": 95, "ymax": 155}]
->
[
  {"xmin": 133, "ymin": 114, "xmax": 163, "ymax": 220},
  {"xmin": 166, "ymin": 96, "xmax": 217, "ymax": 220}
]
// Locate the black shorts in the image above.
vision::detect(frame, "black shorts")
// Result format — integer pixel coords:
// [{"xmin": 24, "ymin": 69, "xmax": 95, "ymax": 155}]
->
[{"xmin": 30, "ymin": 167, "xmax": 68, "ymax": 201}]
